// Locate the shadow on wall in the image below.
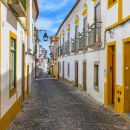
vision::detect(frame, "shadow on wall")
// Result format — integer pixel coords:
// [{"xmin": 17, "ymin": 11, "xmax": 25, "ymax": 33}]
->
[
  {"xmin": 7, "ymin": 10, "xmax": 17, "ymax": 30},
  {"xmin": 0, "ymin": 68, "xmax": 35, "ymax": 130}
]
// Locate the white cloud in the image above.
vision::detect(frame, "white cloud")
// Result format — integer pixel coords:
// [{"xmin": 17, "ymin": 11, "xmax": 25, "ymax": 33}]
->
[
  {"xmin": 38, "ymin": 0, "xmax": 70, "ymax": 12},
  {"xmin": 35, "ymin": 17, "xmax": 62, "ymax": 34}
]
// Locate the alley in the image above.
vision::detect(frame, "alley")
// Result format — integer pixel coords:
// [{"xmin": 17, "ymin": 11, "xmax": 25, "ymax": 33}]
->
[{"xmin": 8, "ymin": 74, "xmax": 130, "ymax": 130}]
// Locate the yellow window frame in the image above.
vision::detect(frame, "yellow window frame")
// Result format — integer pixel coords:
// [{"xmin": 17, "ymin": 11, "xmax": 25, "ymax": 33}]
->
[
  {"xmin": 108, "ymin": 0, "xmax": 117, "ymax": 9},
  {"xmin": 9, "ymin": 32, "xmax": 17, "ymax": 98}
]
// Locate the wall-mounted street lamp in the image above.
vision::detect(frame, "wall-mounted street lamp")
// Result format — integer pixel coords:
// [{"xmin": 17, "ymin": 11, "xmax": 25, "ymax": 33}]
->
[{"xmin": 38, "ymin": 30, "xmax": 49, "ymax": 41}]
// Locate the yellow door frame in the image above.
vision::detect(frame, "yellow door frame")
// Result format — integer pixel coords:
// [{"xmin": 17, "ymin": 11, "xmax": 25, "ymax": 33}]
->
[
  {"xmin": 105, "ymin": 41, "xmax": 116, "ymax": 111},
  {"xmin": 122, "ymin": 37, "xmax": 130, "ymax": 113}
]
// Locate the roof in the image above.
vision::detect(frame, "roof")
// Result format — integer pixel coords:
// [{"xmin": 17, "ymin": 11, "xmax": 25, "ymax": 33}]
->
[
  {"xmin": 55, "ymin": 0, "xmax": 80, "ymax": 36},
  {"xmin": 34, "ymin": 0, "xmax": 39, "ymax": 19}
]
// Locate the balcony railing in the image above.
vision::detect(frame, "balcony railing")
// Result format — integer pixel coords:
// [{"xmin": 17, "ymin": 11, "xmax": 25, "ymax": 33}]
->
[
  {"xmin": 63, "ymin": 41, "xmax": 70, "ymax": 54},
  {"xmin": 79, "ymin": 31, "xmax": 88, "ymax": 50},
  {"xmin": 71, "ymin": 37, "xmax": 79, "ymax": 52},
  {"xmin": 71, "ymin": 38, "xmax": 76, "ymax": 52},
  {"xmin": 8, "ymin": 0, "xmax": 26, "ymax": 17},
  {"xmin": 88, "ymin": 22, "xmax": 102, "ymax": 48}
]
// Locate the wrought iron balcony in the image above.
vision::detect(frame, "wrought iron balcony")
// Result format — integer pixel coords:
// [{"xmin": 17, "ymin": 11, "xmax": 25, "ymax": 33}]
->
[
  {"xmin": 63, "ymin": 41, "xmax": 70, "ymax": 54},
  {"xmin": 71, "ymin": 38, "xmax": 76, "ymax": 52},
  {"xmin": 79, "ymin": 31, "xmax": 88, "ymax": 50},
  {"xmin": 8, "ymin": 0, "xmax": 26, "ymax": 17},
  {"xmin": 88, "ymin": 22, "xmax": 102, "ymax": 48},
  {"xmin": 71, "ymin": 37, "xmax": 79, "ymax": 52}
]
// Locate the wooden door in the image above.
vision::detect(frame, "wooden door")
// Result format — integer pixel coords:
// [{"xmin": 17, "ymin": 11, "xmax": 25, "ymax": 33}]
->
[
  {"xmin": 83, "ymin": 62, "xmax": 87, "ymax": 91},
  {"xmin": 107, "ymin": 45, "xmax": 116, "ymax": 106},
  {"xmin": 124, "ymin": 42, "xmax": 130, "ymax": 112},
  {"xmin": 112, "ymin": 46, "xmax": 116, "ymax": 104},
  {"xmin": 22, "ymin": 44, "xmax": 25, "ymax": 100},
  {"xmin": 58, "ymin": 62, "xmax": 59, "ymax": 79},
  {"xmin": 62, "ymin": 62, "xmax": 64, "ymax": 80},
  {"xmin": 75, "ymin": 62, "xmax": 78, "ymax": 87},
  {"xmin": 27, "ymin": 65, "xmax": 29, "ymax": 96}
]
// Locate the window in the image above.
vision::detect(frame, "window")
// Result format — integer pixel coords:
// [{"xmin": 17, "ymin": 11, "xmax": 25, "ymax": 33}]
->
[
  {"xmin": 75, "ymin": 25, "xmax": 79, "ymax": 37},
  {"xmin": 67, "ymin": 32, "xmax": 70, "ymax": 42},
  {"xmin": 9, "ymin": 32, "xmax": 17, "ymax": 97},
  {"xmin": 94, "ymin": 62, "xmax": 99, "ymax": 91},
  {"xmin": 83, "ymin": 17, "xmax": 87, "ymax": 32},
  {"xmin": 68, "ymin": 63, "xmax": 70, "ymax": 77},
  {"xmin": 108, "ymin": 0, "xmax": 117, "ymax": 9},
  {"xmin": 95, "ymin": 2, "xmax": 101, "ymax": 42}
]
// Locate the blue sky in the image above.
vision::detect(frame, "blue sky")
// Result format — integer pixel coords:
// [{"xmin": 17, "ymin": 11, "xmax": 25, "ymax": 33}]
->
[{"xmin": 35, "ymin": 0, "xmax": 77, "ymax": 56}]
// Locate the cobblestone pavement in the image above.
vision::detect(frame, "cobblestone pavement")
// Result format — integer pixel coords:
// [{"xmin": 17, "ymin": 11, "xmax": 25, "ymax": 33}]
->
[{"xmin": 8, "ymin": 74, "xmax": 130, "ymax": 130}]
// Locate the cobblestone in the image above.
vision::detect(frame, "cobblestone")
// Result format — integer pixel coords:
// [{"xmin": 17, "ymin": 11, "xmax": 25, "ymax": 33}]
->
[{"xmin": 8, "ymin": 74, "xmax": 130, "ymax": 130}]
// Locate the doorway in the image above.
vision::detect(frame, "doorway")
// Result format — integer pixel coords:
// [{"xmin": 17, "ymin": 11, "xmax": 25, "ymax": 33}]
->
[
  {"xmin": 22, "ymin": 44, "xmax": 25, "ymax": 100},
  {"xmin": 58, "ymin": 62, "xmax": 60, "ymax": 79},
  {"xmin": 62, "ymin": 62, "xmax": 64, "ymax": 80},
  {"xmin": 27, "ymin": 65, "xmax": 29, "ymax": 96},
  {"xmin": 124, "ymin": 41, "xmax": 130, "ymax": 112},
  {"xmin": 83, "ymin": 62, "xmax": 87, "ymax": 91},
  {"xmin": 75, "ymin": 62, "xmax": 78, "ymax": 87},
  {"xmin": 107, "ymin": 43, "xmax": 116, "ymax": 107}
]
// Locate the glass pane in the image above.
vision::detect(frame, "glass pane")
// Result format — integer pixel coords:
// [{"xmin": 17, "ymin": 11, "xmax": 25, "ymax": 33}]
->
[{"xmin": 10, "ymin": 37, "xmax": 16, "ymax": 90}]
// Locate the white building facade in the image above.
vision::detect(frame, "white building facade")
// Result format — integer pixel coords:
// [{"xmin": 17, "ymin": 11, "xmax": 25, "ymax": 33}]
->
[
  {"xmin": 56, "ymin": 0, "xmax": 130, "ymax": 115},
  {"xmin": 0, "ymin": 0, "xmax": 39, "ymax": 129}
]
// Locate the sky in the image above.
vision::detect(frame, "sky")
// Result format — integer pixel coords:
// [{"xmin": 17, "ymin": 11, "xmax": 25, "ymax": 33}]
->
[{"xmin": 35, "ymin": 0, "xmax": 77, "ymax": 56}]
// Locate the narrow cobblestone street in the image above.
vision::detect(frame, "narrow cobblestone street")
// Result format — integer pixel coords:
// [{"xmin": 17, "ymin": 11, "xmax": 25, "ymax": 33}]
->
[{"xmin": 8, "ymin": 74, "xmax": 130, "ymax": 130}]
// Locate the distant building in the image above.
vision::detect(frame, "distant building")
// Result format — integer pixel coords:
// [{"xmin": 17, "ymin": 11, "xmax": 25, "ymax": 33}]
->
[{"xmin": 49, "ymin": 37, "xmax": 59, "ymax": 78}]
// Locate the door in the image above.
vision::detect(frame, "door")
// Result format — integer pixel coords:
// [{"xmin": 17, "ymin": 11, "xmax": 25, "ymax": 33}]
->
[
  {"xmin": 62, "ymin": 62, "xmax": 64, "ymax": 80},
  {"xmin": 83, "ymin": 62, "xmax": 87, "ymax": 91},
  {"xmin": 107, "ymin": 45, "xmax": 116, "ymax": 107},
  {"xmin": 75, "ymin": 62, "xmax": 78, "ymax": 87},
  {"xmin": 112, "ymin": 46, "xmax": 116, "ymax": 104},
  {"xmin": 124, "ymin": 42, "xmax": 130, "ymax": 112},
  {"xmin": 27, "ymin": 65, "xmax": 29, "ymax": 96},
  {"xmin": 22, "ymin": 44, "xmax": 25, "ymax": 100},
  {"xmin": 58, "ymin": 62, "xmax": 60, "ymax": 79}
]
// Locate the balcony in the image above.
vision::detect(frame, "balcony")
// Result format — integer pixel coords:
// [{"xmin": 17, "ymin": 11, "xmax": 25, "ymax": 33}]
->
[
  {"xmin": 71, "ymin": 37, "xmax": 79, "ymax": 52},
  {"xmin": 63, "ymin": 41, "xmax": 70, "ymax": 55},
  {"xmin": 8, "ymin": 0, "xmax": 26, "ymax": 17},
  {"xmin": 79, "ymin": 31, "xmax": 88, "ymax": 51},
  {"xmin": 88, "ymin": 22, "xmax": 102, "ymax": 49},
  {"xmin": 71, "ymin": 38, "xmax": 76, "ymax": 52}
]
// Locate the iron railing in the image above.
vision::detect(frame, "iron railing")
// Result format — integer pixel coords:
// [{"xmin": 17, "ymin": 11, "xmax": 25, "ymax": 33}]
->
[
  {"xmin": 79, "ymin": 31, "xmax": 88, "ymax": 50},
  {"xmin": 71, "ymin": 37, "xmax": 79, "ymax": 52},
  {"xmin": 88, "ymin": 22, "xmax": 102, "ymax": 46},
  {"xmin": 71, "ymin": 38, "xmax": 76, "ymax": 52}
]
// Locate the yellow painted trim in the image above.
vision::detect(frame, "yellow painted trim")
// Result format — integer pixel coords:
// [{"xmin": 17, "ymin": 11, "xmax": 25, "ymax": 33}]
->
[
  {"xmin": 122, "ymin": 37, "xmax": 130, "ymax": 113},
  {"xmin": 9, "ymin": 32, "xmax": 17, "ymax": 98},
  {"xmin": 0, "ymin": 0, "xmax": 1, "ymax": 118},
  {"xmin": 105, "ymin": 41, "xmax": 116, "ymax": 110},
  {"xmin": 74, "ymin": 15, "xmax": 79, "ymax": 25},
  {"xmin": 105, "ymin": 0, "xmax": 130, "ymax": 31},
  {"xmin": 0, "ymin": 96, "xmax": 22, "ymax": 130},
  {"xmin": 107, "ymin": 0, "xmax": 117, "ymax": 9},
  {"xmin": 62, "ymin": 30, "xmax": 65, "ymax": 36},
  {"xmin": 118, "ymin": 0, "xmax": 122, "ymax": 24},
  {"xmin": 105, "ymin": 22, "xmax": 118, "ymax": 31},
  {"xmin": 67, "ymin": 24, "xmax": 70, "ymax": 32},
  {"xmin": 107, "ymin": 41, "xmax": 116, "ymax": 46},
  {"xmin": 82, "ymin": 4, "xmax": 87, "ymax": 16},
  {"xmin": 92, "ymin": 0, "xmax": 97, "ymax": 3}
]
